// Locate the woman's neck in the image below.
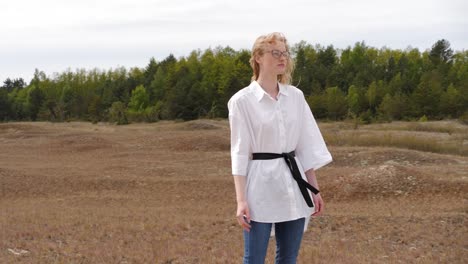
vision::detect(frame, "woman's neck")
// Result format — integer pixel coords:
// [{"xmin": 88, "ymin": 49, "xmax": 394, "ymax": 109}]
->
[{"xmin": 257, "ymin": 75, "xmax": 278, "ymax": 99}]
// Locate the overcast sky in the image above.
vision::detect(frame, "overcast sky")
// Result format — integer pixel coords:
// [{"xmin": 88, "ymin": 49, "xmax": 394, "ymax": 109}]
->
[{"xmin": 1, "ymin": 0, "xmax": 467, "ymax": 83}]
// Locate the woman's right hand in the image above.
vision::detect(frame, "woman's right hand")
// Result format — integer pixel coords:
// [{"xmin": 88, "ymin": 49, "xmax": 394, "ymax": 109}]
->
[{"xmin": 236, "ymin": 201, "xmax": 251, "ymax": 232}]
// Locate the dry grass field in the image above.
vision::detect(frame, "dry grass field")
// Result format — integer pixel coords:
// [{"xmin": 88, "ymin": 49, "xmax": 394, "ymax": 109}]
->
[{"xmin": 0, "ymin": 119, "xmax": 467, "ymax": 263}]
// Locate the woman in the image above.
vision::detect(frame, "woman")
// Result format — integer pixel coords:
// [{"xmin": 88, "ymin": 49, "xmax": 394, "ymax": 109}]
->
[{"xmin": 228, "ymin": 32, "xmax": 333, "ymax": 264}]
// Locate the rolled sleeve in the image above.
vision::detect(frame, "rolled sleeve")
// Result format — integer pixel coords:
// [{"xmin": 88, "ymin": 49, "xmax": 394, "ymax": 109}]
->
[
  {"xmin": 228, "ymin": 100, "xmax": 251, "ymax": 176},
  {"xmin": 295, "ymin": 94, "xmax": 332, "ymax": 172}
]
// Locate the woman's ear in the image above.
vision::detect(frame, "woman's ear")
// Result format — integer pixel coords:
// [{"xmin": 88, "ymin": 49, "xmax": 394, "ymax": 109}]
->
[{"xmin": 255, "ymin": 54, "xmax": 262, "ymax": 64}]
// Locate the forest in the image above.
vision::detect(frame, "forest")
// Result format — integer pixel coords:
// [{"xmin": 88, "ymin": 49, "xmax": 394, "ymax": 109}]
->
[{"xmin": 0, "ymin": 39, "xmax": 466, "ymax": 124}]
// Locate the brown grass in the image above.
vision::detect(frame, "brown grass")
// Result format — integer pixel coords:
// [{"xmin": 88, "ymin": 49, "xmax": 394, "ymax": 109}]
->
[
  {"xmin": 321, "ymin": 120, "xmax": 468, "ymax": 156},
  {"xmin": 0, "ymin": 120, "xmax": 467, "ymax": 263}
]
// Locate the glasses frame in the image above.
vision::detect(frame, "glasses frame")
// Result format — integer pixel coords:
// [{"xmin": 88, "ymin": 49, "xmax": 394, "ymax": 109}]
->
[{"xmin": 266, "ymin": 49, "xmax": 290, "ymax": 59}]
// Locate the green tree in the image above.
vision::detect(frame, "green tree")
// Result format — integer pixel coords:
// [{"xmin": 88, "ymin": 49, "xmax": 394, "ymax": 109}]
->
[
  {"xmin": 412, "ymin": 71, "xmax": 443, "ymax": 118},
  {"xmin": 292, "ymin": 41, "xmax": 318, "ymax": 95},
  {"xmin": 378, "ymin": 93, "xmax": 408, "ymax": 120},
  {"xmin": 143, "ymin": 57, "xmax": 158, "ymax": 89},
  {"xmin": 347, "ymin": 85, "xmax": 366, "ymax": 115},
  {"xmin": 88, "ymin": 95, "xmax": 103, "ymax": 122},
  {"xmin": 0, "ymin": 88, "xmax": 11, "ymax": 120},
  {"xmin": 366, "ymin": 81, "xmax": 385, "ymax": 113},
  {"xmin": 8, "ymin": 88, "xmax": 29, "ymax": 120},
  {"xmin": 439, "ymin": 84, "xmax": 463, "ymax": 117},
  {"xmin": 27, "ymin": 85, "xmax": 45, "ymax": 121},
  {"xmin": 149, "ymin": 67, "xmax": 166, "ymax": 103},
  {"xmin": 307, "ymin": 92, "xmax": 327, "ymax": 119},
  {"xmin": 61, "ymin": 84, "xmax": 77, "ymax": 119},
  {"xmin": 2, "ymin": 78, "xmax": 26, "ymax": 92},
  {"xmin": 326, "ymin": 86, "xmax": 347, "ymax": 120},
  {"xmin": 165, "ymin": 56, "xmax": 203, "ymax": 120},
  {"xmin": 387, "ymin": 73, "xmax": 404, "ymax": 95},
  {"xmin": 429, "ymin": 39, "xmax": 453, "ymax": 66},
  {"xmin": 128, "ymin": 85, "xmax": 150, "ymax": 112}
]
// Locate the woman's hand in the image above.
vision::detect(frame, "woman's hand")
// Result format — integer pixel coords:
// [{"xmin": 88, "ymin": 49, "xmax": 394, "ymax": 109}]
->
[
  {"xmin": 236, "ymin": 200, "xmax": 251, "ymax": 232},
  {"xmin": 311, "ymin": 193, "xmax": 324, "ymax": 216},
  {"xmin": 305, "ymin": 169, "xmax": 324, "ymax": 217}
]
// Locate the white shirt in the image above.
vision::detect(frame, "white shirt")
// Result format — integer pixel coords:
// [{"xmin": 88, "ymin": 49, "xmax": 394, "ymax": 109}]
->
[{"xmin": 228, "ymin": 81, "xmax": 332, "ymax": 223}]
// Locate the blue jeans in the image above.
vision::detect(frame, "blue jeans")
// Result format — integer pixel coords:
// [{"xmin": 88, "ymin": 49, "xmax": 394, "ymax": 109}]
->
[{"xmin": 243, "ymin": 217, "xmax": 305, "ymax": 264}]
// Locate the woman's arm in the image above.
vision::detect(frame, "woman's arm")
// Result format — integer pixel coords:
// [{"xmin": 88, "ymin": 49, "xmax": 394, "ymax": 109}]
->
[
  {"xmin": 233, "ymin": 175, "xmax": 251, "ymax": 231},
  {"xmin": 305, "ymin": 168, "xmax": 324, "ymax": 216}
]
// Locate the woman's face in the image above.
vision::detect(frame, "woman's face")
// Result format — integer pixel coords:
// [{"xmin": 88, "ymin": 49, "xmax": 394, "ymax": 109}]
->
[{"xmin": 256, "ymin": 41, "xmax": 288, "ymax": 77}]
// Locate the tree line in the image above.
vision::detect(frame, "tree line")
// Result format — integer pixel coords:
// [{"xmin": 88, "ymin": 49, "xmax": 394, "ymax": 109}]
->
[{"xmin": 0, "ymin": 39, "xmax": 466, "ymax": 124}]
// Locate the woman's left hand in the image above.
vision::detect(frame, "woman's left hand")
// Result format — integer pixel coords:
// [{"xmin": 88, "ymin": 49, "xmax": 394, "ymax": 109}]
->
[{"xmin": 311, "ymin": 193, "xmax": 324, "ymax": 216}]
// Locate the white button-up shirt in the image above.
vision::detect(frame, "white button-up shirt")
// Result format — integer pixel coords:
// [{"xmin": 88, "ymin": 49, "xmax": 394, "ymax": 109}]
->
[{"xmin": 228, "ymin": 81, "xmax": 332, "ymax": 223}]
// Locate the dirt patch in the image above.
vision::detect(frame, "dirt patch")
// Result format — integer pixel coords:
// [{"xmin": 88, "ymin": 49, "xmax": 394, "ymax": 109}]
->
[
  {"xmin": 178, "ymin": 119, "xmax": 225, "ymax": 130},
  {"xmin": 52, "ymin": 134, "xmax": 114, "ymax": 152},
  {"xmin": 330, "ymin": 146, "xmax": 463, "ymax": 167},
  {"xmin": 164, "ymin": 132, "xmax": 230, "ymax": 152},
  {"xmin": 0, "ymin": 123, "xmax": 51, "ymax": 139},
  {"xmin": 325, "ymin": 164, "xmax": 465, "ymax": 201},
  {"xmin": 0, "ymin": 123, "xmax": 39, "ymax": 132}
]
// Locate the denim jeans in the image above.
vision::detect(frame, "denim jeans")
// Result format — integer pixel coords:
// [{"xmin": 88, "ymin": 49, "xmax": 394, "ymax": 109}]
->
[{"xmin": 243, "ymin": 217, "xmax": 305, "ymax": 264}]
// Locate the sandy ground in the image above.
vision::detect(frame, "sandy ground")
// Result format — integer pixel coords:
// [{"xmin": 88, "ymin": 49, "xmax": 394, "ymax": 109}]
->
[{"xmin": 0, "ymin": 120, "xmax": 467, "ymax": 263}]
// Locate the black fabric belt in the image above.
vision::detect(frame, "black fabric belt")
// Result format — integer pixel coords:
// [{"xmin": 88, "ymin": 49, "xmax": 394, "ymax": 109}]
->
[{"xmin": 252, "ymin": 151, "xmax": 319, "ymax": 208}]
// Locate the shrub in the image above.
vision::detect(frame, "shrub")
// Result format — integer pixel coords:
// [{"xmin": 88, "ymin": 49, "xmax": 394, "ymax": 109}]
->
[
  {"xmin": 459, "ymin": 112, "xmax": 468, "ymax": 125},
  {"xmin": 418, "ymin": 115, "xmax": 428, "ymax": 122},
  {"xmin": 109, "ymin": 101, "xmax": 128, "ymax": 125},
  {"xmin": 359, "ymin": 110, "xmax": 373, "ymax": 124}
]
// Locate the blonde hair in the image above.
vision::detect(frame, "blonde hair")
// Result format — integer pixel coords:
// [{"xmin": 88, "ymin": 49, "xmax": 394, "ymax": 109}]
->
[{"xmin": 249, "ymin": 32, "xmax": 295, "ymax": 85}]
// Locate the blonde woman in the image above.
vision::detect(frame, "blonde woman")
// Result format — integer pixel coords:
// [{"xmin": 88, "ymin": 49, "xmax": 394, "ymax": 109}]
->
[{"xmin": 228, "ymin": 32, "xmax": 333, "ymax": 263}]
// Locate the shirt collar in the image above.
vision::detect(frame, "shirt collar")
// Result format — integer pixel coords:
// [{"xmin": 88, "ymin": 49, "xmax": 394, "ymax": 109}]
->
[{"xmin": 251, "ymin": 81, "xmax": 289, "ymax": 102}]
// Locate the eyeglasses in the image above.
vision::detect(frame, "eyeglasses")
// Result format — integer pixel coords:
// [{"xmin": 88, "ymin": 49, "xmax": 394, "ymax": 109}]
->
[{"xmin": 267, "ymin": 50, "xmax": 290, "ymax": 59}]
